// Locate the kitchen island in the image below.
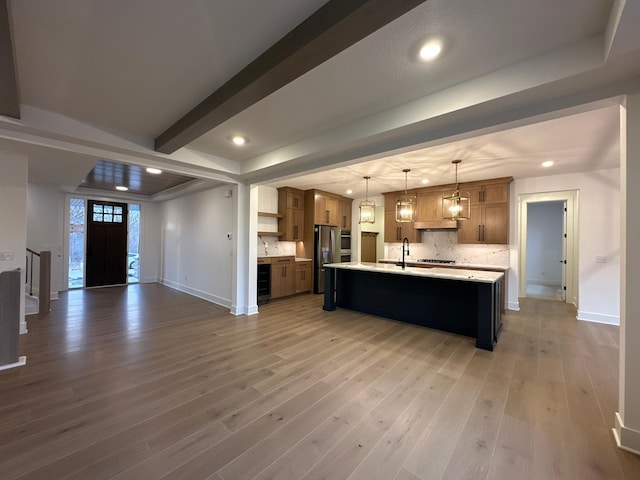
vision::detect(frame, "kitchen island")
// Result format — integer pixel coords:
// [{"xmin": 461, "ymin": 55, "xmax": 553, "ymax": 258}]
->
[{"xmin": 323, "ymin": 262, "xmax": 504, "ymax": 351}]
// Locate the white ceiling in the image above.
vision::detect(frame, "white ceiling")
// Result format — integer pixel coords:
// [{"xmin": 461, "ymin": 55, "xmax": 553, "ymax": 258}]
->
[
  {"xmin": 266, "ymin": 103, "xmax": 622, "ymax": 197},
  {"xmin": 4, "ymin": 0, "xmax": 640, "ymax": 197}
]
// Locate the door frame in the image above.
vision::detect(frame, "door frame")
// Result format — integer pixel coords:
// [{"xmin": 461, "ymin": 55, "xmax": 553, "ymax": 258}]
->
[
  {"xmin": 64, "ymin": 194, "xmax": 145, "ymax": 290},
  {"xmin": 518, "ymin": 190, "xmax": 579, "ymax": 306}
]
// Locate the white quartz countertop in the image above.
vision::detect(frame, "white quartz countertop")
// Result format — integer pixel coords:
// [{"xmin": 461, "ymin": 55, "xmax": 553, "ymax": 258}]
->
[
  {"xmin": 378, "ymin": 259, "xmax": 509, "ymax": 271},
  {"xmin": 325, "ymin": 262, "xmax": 504, "ymax": 283}
]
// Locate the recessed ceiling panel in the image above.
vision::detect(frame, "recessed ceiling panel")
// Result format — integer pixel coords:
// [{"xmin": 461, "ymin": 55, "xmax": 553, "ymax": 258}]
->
[{"xmin": 81, "ymin": 160, "xmax": 195, "ymax": 196}]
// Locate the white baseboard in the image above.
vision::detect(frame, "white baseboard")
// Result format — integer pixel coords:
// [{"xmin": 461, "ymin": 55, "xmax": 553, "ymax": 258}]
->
[
  {"xmin": 141, "ymin": 277, "xmax": 160, "ymax": 284},
  {"xmin": 231, "ymin": 304, "xmax": 258, "ymax": 316},
  {"xmin": 29, "ymin": 287, "xmax": 59, "ymax": 301},
  {"xmin": 20, "ymin": 321, "xmax": 28, "ymax": 334},
  {"xmin": 614, "ymin": 412, "xmax": 640, "ymax": 456},
  {"xmin": 161, "ymin": 279, "xmax": 231, "ymax": 310},
  {"xmin": 577, "ymin": 310, "xmax": 620, "ymax": 325},
  {"xmin": 0, "ymin": 356, "xmax": 27, "ymax": 371},
  {"xmin": 508, "ymin": 301, "xmax": 520, "ymax": 311}
]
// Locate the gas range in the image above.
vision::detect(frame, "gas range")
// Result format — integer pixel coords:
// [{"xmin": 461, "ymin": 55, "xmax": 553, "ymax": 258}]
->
[{"xmin": 416, "ymin": 258, "xmax": 456, "ymax": 264}]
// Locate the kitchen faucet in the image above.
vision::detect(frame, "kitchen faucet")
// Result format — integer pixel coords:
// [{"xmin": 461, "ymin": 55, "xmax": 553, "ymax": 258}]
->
[{"xmin": 402, "ymin": 237, "xmax": 410, "ymax": 270}]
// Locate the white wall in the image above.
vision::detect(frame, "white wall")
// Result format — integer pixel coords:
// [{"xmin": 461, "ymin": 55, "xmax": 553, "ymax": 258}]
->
[
  {"xmin": 27, "ymin": 184, "xmax": 64, "ymax": 297},
  {"xmin": 0, "ymin": 152, "xmax": 28, "ymax": 333},
  {"xmin": 512, "ymin": 168, "xmax": 620, "ymax": 324},
  {"xmin": 526, "ymin": 201, "xmax": 564, "ymax": 285},
  {"xmin": 139, "ymin": 201, "xmax": 162, "ymax": 283},
  {"xmin": 160, "ymin": 184, "xmax": 234, "ymax": 308}
]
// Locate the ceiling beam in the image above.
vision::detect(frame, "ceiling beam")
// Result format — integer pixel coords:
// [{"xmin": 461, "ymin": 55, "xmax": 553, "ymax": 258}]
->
[
  {"xmin": 0, "ymin": 0, "xmax": 19, "ymax": 118},
  {"xmin": 154, "ymin": 0, "xmax": 427, "ymax": 154}
]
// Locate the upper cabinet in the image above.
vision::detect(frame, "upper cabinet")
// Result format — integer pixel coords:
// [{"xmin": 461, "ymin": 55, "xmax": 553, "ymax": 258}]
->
[
  {"xmin": 457, "ymin": 178, "xmax": 511, "ymax": 244},
  {"xmin": 306, "ymin": 189, "xmax": 352, "ymax": 228},
  {"xmin": 278, "ymin": 187, "xmax": 305, "ymax": 241},
  {"xmin": 339, "ymin": 198, "xmax": 352, "ymax": 230},
  {"xmin": 383, "ymin": 177, "xmax": 512, "ymax": 245},
  {"xmin": 414, "ymin": 189, "xmax": 457, "ymax": 229}
]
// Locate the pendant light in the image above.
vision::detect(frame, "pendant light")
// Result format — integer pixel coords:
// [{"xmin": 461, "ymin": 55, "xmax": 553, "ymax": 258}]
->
[
  {"xmin": 396, "ymin": 169, "xmax": 416, "ymax": 222},
  {"xmin": 442, "ymin": 159, "xmax": 471, "ymax": 221},
  {"xmin": 359, "ymin": 176, "xmax": 376, "ymax": 224}
]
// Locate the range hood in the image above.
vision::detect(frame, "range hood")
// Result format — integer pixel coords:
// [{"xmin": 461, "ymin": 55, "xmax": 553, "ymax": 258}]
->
[{"xmin": 414, "ymin": 220, "xmax": 458, "ymax": 230}]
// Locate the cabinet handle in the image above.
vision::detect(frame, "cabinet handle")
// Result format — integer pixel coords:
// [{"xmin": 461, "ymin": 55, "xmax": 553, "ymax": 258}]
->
[
  {"xmin": 478, "ymin": 225, "xmax": 482, "ymax": 241},
  {"xmin": 293, "ymin": 225, "xmax": 298, "ymax": 240},
  {"xmin": 325, "ymin": 210, "xmax": 329, "ymax": 224},
  {"xmin": 293, "ymin": 198, "xmax": 298, "ymax": 208},
  {"xmin": 482, "ymin": 225, "xmax": 486, "ymax": 242},
  {"xmin": 342, "ymin": 215, "xmax": 346, "ymax": 228},
  {"xmin": 396, "ymin": 227, "xmax": 401, "ymax": 241}
]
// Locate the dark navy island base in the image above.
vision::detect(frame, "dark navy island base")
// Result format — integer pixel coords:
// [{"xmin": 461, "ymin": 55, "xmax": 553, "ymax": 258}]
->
[{"xmin": 323, "ymin": 265, "xmax": 503, "ymax": 351}]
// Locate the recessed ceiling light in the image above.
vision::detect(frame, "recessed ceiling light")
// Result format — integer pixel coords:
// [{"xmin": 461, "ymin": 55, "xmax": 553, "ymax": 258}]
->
[
  {"xmin": 116, "ymin": 186, "xmax": 129, "ymax": 191},
  {"xmin": 146, "ymin": 167, "xmax": 162, "ymax": 174},
  {"xmin": 346, "ymin": 189, "xmax": 353, "ymax": 195},
  {"xmin": 541, "ymin": 161, "xmax": 554, "ymax": 168},
  {"xmin": 421, "ymin": 179, "xmax": 429, "ymax": 184},
  {"xmin": 231, "ymin": 135, "xmax": 247, "ymax": 146},
  {"xmin": 419, "ymin": 41, "xmax": 442, "ymax": 61}
]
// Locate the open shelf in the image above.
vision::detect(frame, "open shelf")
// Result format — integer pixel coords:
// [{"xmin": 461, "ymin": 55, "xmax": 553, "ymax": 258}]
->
[{"xmin": 258, "ymin": 211, "xmax": 283, "ymax": 218}]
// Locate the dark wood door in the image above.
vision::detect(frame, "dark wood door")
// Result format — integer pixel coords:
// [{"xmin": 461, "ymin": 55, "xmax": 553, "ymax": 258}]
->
[{"xmin": 86, "ymin": 200, "xmax": 128, "ymax": 287}]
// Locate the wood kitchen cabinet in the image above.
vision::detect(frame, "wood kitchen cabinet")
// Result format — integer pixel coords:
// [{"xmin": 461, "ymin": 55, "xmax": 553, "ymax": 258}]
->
[
  {"xmin": 415, "ymin": 189, "xmax": 457, "ymax": 229},
  {"xmin": 458, "ymin": 179, "xmax": 511, "ymax": 244},
  {"xmin": 270, "ymin": 256, "xmax": 296, "ymax": 298},
  {"xmin": 303, "ymin": 189, "xmax": 351, "ymax": 227},
  {"xmin": 295, "ymin": 261, "xmax": 312, "ymax": 293},
  {"xmin": 278, "ymin": 187, "xmax": 305, "ymax": 241},
  {"xmin": 383, "ymin": 193, "xmax": 417, "ymax": 243},
  {"xmin": 339, "ymin": 198, "xmax": 352, "ymax": 230},
  {"xmin": 313, "ymin": 191, "xmax": 338, "ymax": 226}
]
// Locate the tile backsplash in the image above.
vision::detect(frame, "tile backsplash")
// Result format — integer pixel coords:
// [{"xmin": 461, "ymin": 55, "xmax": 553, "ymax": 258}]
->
[
  {"xmin": 384, "ymin": 230, "xmax": 509, "ymax": 266},
  {"xmin": 257, "ymin": 236, "xmax": 296, "ymax": 256}
]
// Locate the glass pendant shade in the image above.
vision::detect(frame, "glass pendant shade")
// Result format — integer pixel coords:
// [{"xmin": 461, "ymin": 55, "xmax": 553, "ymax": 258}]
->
[
  {"xmin": 396, "ymin": 169, "xmax": 416, "ymax": 222},
  {"xmin": 442, "ymin": 189, "xmax": 470, "ymax": 220},
  {"xmin": 359, "ymin": 200, "xmax": 376, "ymax": 223},
  {"xmin": 359, "ymin": 176, "xmax": 376, "ymax": 224},
  {"xmin": 442, "ymin": 159, "xmax": 471, "ymax": 221}
]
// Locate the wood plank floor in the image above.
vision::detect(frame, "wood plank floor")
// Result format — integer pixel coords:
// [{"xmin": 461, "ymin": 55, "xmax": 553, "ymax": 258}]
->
[{"xmin": 1, "ymin": 284, "xmax": 639, "ymax": 479}]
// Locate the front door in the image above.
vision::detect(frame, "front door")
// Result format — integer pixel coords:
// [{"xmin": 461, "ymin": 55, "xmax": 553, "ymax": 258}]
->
[{"xmin": 86, "ymin": 200, "xmax": 128, "ymax": 287}]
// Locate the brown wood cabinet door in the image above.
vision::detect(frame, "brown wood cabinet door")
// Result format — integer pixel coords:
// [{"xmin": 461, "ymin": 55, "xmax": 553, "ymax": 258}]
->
[
  {"xmin": 296, "ymin": 264, "xmax": 311, "ymax": 293},
  {"xmin": 287, "ymin": 191, "xmax": 304, "ymax": 210},
  {"xmin": 416, "ymin": 191, "xmax": 441, "ymax": 221},
  {"xmin": 314, "ymin": 194, "xmax": 338, "ymax": 225},
  {"xmin": 483, "ymin": 204, "xmax": 508, "ymax": 243},
  {"xmin": 339, "ymin": 199, "xmax": 352, "ymax": 230},
  {"xmin": 481, "ymin": 183, "xmax": 509, "ymax": 204},
  {"xmin": 384, "ymin": 210, "xmax": 401, "ymax": 242},
  {"xmin": 464, "ymin": 186, "xmax": 482, "ymax": 205},
  {"xmin": 457, "ymin": 204, "xmax": 483, "ymax": 244},
  {"xmin": 361, "ymin": 232, "xmax": 378, "ymax": 262},
  {"xmin": 284, "ymin": 208, "xmax": 304, "ymax": 241}
]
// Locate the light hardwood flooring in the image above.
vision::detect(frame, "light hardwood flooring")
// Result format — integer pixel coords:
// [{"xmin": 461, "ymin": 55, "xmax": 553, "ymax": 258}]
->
[{"xmin": 1, "ymin": 284, "xmax": 639, "ymax": 479}]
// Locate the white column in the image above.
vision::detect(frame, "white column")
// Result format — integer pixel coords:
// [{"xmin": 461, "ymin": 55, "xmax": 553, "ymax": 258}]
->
[
  {"xmin": 230, "ymin": 182, "xmax": 258, "ymax": 315},
  {"xmin": 0, "ymin": 151, "xmax": 28, "ymax": 334},
  {"xmin": 615, "ymin": 92, "xmax": 640, "ymax": 455}
]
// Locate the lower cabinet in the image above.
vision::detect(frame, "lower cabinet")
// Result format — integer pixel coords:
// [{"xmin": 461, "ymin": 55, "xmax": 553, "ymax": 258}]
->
[
  {"xmin": 296, "ymin": 261, "xmax": 312, "ymax": 294},
  {"xmin": 270, "ymin": 256, "xmax": 295, "ymax": 298}
]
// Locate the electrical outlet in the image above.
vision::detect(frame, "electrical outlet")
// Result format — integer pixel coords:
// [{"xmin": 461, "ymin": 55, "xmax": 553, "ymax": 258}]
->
[{"xmin": 596, "ymin": 256, "xmax": 607, "ymax": 264}]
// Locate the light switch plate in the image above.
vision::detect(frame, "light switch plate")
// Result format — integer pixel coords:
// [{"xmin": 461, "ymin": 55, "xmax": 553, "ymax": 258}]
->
[
  {"xmin": 0, "ymin": 251, "xmax": 14, "ymax": 261},
  {"xmin": 596, "ymin": 255, "xmax": 607, "ymax": 263}
]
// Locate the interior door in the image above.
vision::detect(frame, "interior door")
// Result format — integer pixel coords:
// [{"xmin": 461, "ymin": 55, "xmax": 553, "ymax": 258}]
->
[{"xmin": 86, "ymin": 200, "xmax": 128, "ymax": 287}]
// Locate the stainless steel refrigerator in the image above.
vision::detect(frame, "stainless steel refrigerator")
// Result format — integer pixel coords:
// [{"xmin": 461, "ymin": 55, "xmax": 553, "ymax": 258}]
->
[{"xmin": 314, "ymin": 225, "xmax": 340, "ymax": 294}]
